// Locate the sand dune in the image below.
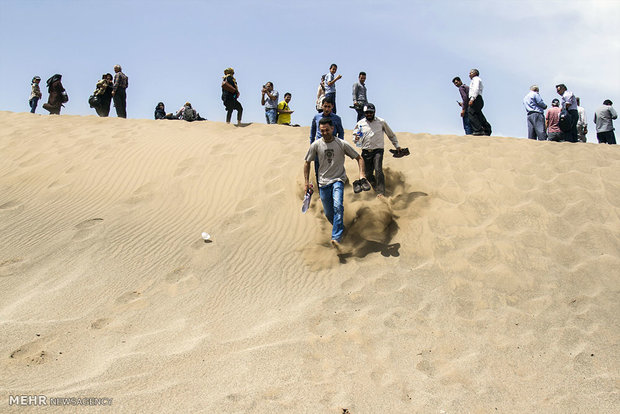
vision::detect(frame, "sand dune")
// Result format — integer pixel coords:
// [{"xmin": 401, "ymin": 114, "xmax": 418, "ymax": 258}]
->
[{"xmin": 0, "ymin": 111, "xmax": 618, "ymax": 413}]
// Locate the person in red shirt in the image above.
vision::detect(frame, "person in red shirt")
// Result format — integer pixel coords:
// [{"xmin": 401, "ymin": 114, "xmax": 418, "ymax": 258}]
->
[{"xmin": 545, "ymin": 98, "xmax": 562, "ymax": 142}]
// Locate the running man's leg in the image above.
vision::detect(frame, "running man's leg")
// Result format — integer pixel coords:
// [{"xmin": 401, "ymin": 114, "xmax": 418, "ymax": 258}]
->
[
  {"xmin": 361, "ymin": 149, "xmax": 375, "ymax": 185},
  {"xmin": 331, "ymin": 181, "xmax": 345, "ymax": 242},
  {"xmin": 319, "ymin": 183, "xmax": 335, "ymax": 224},
  {"xmin": 373, "ymin": 149, "xmax": 385, "ymax": 195}
]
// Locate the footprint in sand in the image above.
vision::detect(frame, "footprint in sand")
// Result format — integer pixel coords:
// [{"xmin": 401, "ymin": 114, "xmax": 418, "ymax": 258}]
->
[
  {"xmin": 163, "ymin": 267, "xmax": 200, "ymax": 297},
  {"xmin": 90, "ymin": 318, "xmax": 111, "ymax": 329},
  {"xmin": 0, "ymin": 257, "xmax": 24, "ymax": 277},
  {"xmin": 9, "ymin": 338, "xmax": 55, "ymax": 366},
  {"xmin": 174, "ymin": 157, "xmax": 199, "ymax": 177},
  {"xmin": 0, "ymin": 200, "xmax": 24, "ymax": 213},
  {"xmin": 115, "ymin": 290, "xmax": 142, "ymax": 305},
  {"xmin": 124, "ymin": 183, "xmax": 156, "ymax": 205},
  {"xmin": 72, "ymin": 218, "xmax": 104, "ymax": 241}
]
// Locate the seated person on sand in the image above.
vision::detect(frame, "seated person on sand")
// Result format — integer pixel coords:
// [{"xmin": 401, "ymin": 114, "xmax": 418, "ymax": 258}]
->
[
  {"xmin": 175, "ymin": 102, "xmax": 206, "ymax": 121},
  {"xmin": 154, "ymin": 102, "xmax": 177, "ymax": 120}
]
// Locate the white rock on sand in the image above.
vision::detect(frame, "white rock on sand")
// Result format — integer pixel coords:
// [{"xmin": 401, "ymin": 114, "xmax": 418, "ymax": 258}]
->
[{"xmin": 0, "ymin": 111, "xmax": 618, "ymax": 413}]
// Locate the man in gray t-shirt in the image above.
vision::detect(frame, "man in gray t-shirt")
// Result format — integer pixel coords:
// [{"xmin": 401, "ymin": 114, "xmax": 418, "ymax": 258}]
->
[
  {"xmin": 261, "ymin": 82, "xmax": 279, "ymax": 124},
  {"xmin": 304, "ymin": 118, "xmax": 366, "ymax": 245}
]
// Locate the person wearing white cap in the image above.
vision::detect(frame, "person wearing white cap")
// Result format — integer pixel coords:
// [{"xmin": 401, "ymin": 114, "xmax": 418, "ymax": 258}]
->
[{"xmin": 352, "ymin": 103, "xmax": 401, "ymax": 197}]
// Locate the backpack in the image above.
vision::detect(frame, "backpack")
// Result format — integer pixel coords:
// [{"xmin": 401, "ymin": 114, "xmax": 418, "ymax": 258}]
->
[
  {"xmin": 558, "ymin": 109, "xmax": 572, "ymax": 132},
  {"xmin": 183, "ymin": 107, "xmax": 196, "ymax": 121}
]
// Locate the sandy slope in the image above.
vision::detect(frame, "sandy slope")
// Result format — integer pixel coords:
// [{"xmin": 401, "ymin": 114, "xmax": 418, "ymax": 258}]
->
[{"xmin": 0, "ymin": 111, "xmax": 618, "ymax": 413}]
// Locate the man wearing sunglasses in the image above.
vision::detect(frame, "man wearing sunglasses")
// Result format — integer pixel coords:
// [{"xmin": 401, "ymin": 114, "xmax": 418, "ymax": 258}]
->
[{"xmin": 352, "ymin": 103, "xmax": 401, "ymax": 198}]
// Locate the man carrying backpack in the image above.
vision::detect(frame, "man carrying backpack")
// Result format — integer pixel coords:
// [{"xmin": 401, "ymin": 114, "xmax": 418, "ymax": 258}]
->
[{"xmin": 176, "ymin": 102, "xmax": 204, "ymax": 121}]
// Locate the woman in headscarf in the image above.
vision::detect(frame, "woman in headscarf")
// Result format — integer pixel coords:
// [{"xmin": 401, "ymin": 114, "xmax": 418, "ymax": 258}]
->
[
  {"xmin": 221, "ymin": 68, "xmax": 243, "ymax": 124},
  {"xmin": 92, "ymin": 73, "xmax": 113, "ymax": 117},
  {"xmin": 42, "ymin": 74, "xmax": 66, "ymax": 115}
]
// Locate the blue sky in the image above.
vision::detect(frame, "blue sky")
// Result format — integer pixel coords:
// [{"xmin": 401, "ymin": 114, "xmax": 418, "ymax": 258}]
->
[{"xmin": 1, "ymin": 0, "xmax": 619, "ymax": 141}]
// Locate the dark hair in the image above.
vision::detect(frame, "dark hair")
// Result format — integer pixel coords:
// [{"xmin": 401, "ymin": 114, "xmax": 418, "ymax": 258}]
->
[
  {"xmin": 322, "ymin": 98, "xmax": 334, "ymax": 106},
  {"xmin": 359, "ymin": 71, "xmax": 366, "ymax": 77},
  {"xmin": 284, "ymin": 92, "xmax": 291, "ymax": 98},
  {"xmin": 452, "ymin": 76, "xmax": 461, "ymax": 83},
  {"xmin": 265, "ymin": 82, "xmax": 273, "ymax": 87},
  {"xmin": 330, "ymin": 64, "xmax": 337, "ymax": 69},
  {"xmin": 318, "ymin": 118, "xmax": 333, "ymax": 127},
  {"xmin": 555, "ymin": 84, "xmax": 567, "ymax": 90},
  {"xmin": 604, "ymin": 99, "xmax": 613, "ymax": 106}
]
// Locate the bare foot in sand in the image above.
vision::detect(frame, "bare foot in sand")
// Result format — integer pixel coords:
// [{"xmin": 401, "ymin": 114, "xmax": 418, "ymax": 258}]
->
[{"xmin": 331, "ymin": 240, "xmax": 342, "ymax": 252}]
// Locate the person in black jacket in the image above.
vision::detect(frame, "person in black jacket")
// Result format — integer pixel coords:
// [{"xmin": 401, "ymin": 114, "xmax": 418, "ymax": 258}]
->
[
  {"xmin": 42, "ymin": 74, "xmax": 65, "ymax": 115},
  {"xmin": 221, "ymin": 68, "xmax": 243, "ymax": 125}
]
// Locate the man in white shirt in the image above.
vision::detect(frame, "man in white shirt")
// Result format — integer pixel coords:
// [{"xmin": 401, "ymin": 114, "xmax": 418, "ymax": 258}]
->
[
  {"xmin": 555, "ymin": 84, "xmax": 578, "ymax": 142},
  {"xmin": 467, "ymin": 69, "xmax": 492, "ymax": 136},
  {"xmin": 576, "ymin": 97, "xmax": 588, "ymax": 142},
  {"xmin": 353, "ymin": 103, "xmax": 401, "ymax": 197}
]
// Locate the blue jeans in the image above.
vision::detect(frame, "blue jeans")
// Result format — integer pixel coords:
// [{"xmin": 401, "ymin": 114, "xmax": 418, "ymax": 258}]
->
[
  {"xmin": 29, "ymin": 97, "xmax": 39, "ymax": 113},
  {"xmin": 265, "ymin": 108, "xmax": 277, "ymax": 124},
  {"xmin": 462, "ymin": 112, "xmax": 473, "ymax": 135},
  {"xmin": 527, "ymin": 112, "xmax": 547, "ymax": 140},
  {"xmin": 319, "ymin": 181, "xmax": 344, "ymax": 242}
]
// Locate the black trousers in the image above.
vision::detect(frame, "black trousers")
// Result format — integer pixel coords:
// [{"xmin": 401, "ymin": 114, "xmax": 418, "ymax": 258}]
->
[
  {"xmin": 467, "ymin": 95, "xmax": 492, "ymax": 135},
  {"xmin": 362, "ymin": 148, "xmax": 385, "ymax": 195},
  {"xmin": 113, "ymin": 88, "xmax": 127, "ymax": 118},
  {"xmin": 597, "ymin": 130, "xmax": 616, "ymax": 145},
  {"xmin": 563, "ymin": 109, "xmax": 579, "ymax": 142}
]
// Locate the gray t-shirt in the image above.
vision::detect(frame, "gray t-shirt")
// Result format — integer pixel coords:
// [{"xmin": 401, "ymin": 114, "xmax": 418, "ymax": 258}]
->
[
  {"xmin": 265, "ymin": 90, "xmax": 279, "ymax": 109},
  {"xmin": 305, "ymin": 138, "xmax": 359, "ymax": 187}
]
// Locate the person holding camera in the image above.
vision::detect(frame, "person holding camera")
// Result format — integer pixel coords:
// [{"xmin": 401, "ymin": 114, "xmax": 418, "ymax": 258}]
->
[{"xmin": 261, "ymin": 82, "xmax": 279, "ymax": 124}]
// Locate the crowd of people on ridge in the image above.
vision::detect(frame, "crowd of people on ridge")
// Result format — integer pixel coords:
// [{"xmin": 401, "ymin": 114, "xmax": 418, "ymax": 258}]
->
[{"xmin": 451, "ymin": 70, "xmax": 617, "ymax": 144}]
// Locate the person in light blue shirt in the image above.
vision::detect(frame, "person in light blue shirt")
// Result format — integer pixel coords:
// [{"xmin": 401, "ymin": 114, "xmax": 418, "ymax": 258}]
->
[
  {"xmin": 523, "ymin": 85, "xmax": 548, "ymax": 140},
  {"xmin": 323, "ymin": 63, "xmax": 342, "ymax": 114},
  {"xmin": 261, "ymin": 82, "xmax": 279, "ymax": 124}
]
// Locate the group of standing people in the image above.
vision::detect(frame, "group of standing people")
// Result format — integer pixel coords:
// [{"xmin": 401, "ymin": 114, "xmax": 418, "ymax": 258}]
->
[
  {"xmin": 90, "ymin": 65, "xmax": 128, "ymax": 118},
  {"xmin": 29, "ymin": 65, "xmax": 128, "ymax": 118},
  {"xmin": 303, "ymin": 65, "xmax": 406, "ymax": 246},
  {"xmin": 31, "ymin": 74, "xmax": 67, "ymax": 115},
  {"xmin": 522, "ymin": 84, "xmax": 616, "ymax": 144},
  {"xmin": 452, "ymin": 69, "xmax": 493, "ymax": 136}
]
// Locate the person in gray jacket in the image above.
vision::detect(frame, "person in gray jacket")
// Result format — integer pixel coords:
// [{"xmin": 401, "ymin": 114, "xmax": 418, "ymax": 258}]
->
[
  {"xmin": 593, "ymin": 99, "xmax": 618, "ymax": 145},
  {"xmin": 352, "ymin": 72, "xmax": 368, "ymax": 121}
]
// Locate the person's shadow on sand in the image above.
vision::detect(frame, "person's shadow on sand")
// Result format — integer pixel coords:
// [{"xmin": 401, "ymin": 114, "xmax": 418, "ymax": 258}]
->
[{"xmin": 337, "ymin": 241, "xmax": 401, "ymax": 264}]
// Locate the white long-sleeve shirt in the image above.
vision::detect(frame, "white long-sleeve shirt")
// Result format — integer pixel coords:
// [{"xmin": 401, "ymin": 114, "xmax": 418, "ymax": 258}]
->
[
  {"xmin": 353, "ymin": 116, "xmax": 399, "ymax": 150},
  {"xmin": 469, "ymin": 76, "xmax": 483, "ymax": 99}
]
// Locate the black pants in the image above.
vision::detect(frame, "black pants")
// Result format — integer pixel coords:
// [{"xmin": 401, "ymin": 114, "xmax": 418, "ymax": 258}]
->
[
  {"xmin": 467, "ymin": 95, "xmax": 492, "ymax": 135},
  {"xmin": 562, "ymin": 109, "xmax": 579, "ymax": 142},
  {"xmin": 362, "ymin": 148, "xmax": 385, "ymax": 195},
  {"xmin": 113, "ymin": 88, "xmax": 127, "ymax": 118},
  {"xmin": 597, "ymin": 130, "xmax": 616, "ymax": 145},
  {"xmin": 354, "ymin": 103, "xmax": 366, "ymax": 121},
  {"xmin": 225, "ymin": 100, "xmax": 243, "ymax": 123}
]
